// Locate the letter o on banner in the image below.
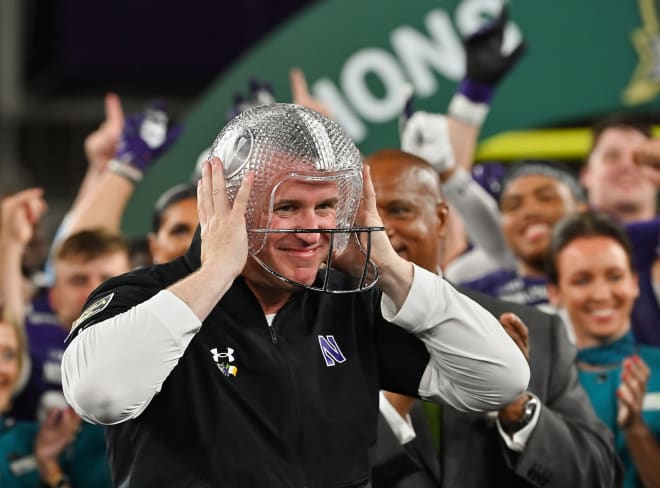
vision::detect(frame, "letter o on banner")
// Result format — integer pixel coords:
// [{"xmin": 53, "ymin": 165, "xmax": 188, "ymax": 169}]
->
[{"xmin": 341, "ymin": 48, "xmax": 407, "ymax": 123}]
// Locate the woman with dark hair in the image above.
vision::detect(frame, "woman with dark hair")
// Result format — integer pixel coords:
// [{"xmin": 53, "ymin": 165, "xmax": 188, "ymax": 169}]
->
[{"xmin": 547, "ymin": 211, "xmax": 660, "ymax": 488}]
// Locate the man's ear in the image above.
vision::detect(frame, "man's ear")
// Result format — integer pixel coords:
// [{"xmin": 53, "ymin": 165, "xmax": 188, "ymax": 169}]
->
[
  {"xmin": 436, "ymin": 202, "xmax": 449, "ymax": 239},
  {"xmin": 546, "ymin": 283, "xmax": 562, "ymax": 307}
]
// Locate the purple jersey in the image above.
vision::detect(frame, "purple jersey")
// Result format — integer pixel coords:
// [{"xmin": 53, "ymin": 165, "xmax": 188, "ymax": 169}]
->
[
  {"xmin": 459, "ymin": 270, "xmax": 550, "ymax": 309},
  {"xmin": 8, "ymin": 290, "xmax": 67, "ymax": 422},
  {"xmin": 626, "ymin": 218, "xmax": 660, "ymax": 347}
]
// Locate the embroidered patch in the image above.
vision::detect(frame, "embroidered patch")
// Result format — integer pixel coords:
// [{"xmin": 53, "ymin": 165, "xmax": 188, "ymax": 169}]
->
[
  {"xmin": 210, "ymin": 347, "xmax": 238, "ymax": 377},
  {"xmin": 70, "ymin": 293, "xmax": 115, "ymax": 334},
  {"xmin": 318, "ymin": 335, "xmax": 346, "ymax": 367}
]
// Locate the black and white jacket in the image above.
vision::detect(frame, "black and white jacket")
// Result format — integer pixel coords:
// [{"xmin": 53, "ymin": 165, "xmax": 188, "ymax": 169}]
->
[{"xmin": 62, "ymin": 237, "xmax": 528, "ymax": 488}]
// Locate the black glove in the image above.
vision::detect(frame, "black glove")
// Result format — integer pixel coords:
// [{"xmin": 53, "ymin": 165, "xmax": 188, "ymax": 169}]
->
[{"xmin": 463, "ymin": 6, "xmax": 526, "ymax": 86}]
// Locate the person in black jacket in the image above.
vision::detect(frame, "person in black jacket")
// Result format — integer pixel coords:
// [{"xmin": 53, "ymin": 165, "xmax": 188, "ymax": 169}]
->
[
  {"xmin": 59, "ymin": 104, "xmax": 529, "ymax": 487},
  {"xmin": 367, "ymin": 148, "xmax": 621, "ymax": 488}
]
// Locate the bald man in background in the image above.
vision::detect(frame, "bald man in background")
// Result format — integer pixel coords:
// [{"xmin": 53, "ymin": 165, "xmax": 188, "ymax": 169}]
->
[{"xmin": 367, "ymin": 149, "xmax": 620, "ymax": 488}]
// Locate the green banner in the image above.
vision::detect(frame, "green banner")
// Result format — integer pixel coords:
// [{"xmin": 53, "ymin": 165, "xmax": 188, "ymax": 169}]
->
[{"xmin": 123, "ymin": 0, "xmax": 660, "ymax": 236}]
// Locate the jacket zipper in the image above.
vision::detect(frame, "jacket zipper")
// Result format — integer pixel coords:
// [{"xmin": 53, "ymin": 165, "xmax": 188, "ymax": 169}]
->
[
  {"xmin": 267, "ymin": 324, "xmax": 278, "ymax": 343},
  {"xmin": 271, "ymin": 309, "xmax": 307, "ymax": 486}
]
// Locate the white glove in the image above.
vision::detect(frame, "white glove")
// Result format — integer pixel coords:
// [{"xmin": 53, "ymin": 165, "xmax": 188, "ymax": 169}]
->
[{"xmin": 401, "ymin": 111, "xmax": 456, "ymax": 174}]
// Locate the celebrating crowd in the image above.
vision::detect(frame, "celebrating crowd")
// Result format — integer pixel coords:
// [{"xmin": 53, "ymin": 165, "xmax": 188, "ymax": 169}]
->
[{"xmin": 0, "ymin": 6, "xmax": 658, "ymax": 488}]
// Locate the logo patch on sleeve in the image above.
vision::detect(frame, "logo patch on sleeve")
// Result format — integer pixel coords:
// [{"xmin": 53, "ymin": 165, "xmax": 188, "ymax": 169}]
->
[{"xmin": 70, "ymin": 293, "xmax": 115, "ymax": 335}]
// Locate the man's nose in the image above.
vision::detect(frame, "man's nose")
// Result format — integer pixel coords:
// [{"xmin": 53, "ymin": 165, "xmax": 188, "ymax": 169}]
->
[
  {"xmin": 519, "ymin": 197, "xmax": 546, "ymax": 219},
  {"xmin": 293, "ymin": 210, "xmax": 324, "ymax": 244}
]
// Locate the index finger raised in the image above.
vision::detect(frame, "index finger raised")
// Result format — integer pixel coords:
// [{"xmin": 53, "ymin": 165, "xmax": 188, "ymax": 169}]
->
[{"xmin": 104, "ymin": 92, "xmax": 125, "ymax": 130}]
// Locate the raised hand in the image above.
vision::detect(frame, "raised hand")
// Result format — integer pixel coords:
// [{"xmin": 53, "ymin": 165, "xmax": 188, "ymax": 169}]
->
[
  {"xmin": 0, "ymin": 188, "xmax": 47, "ymax": 248},
  {"xmin": 197, "ymin": 157, "xmax": 253, "ymax": 278},
  {"xmin": 333, "ymin": 166, "xmax": 411, "ymax": 305},
  {"xmin": 400, "ymin": 111, "xmax": 456, "ymax": 174},
  {"xmin": 84, "ymin": 93, "xmax": 125, "ymax": 172},
  {"xmin": 463, "ymin": 6, "xmax": 526, "ymax": 87},
  {"xmin": 633, "ymin": 138, "xmax": 660, "ymax": 188},
  {"xmin": 290, "ymin": 68, "xmax": 332, "ymax": 118},
  {"xmin": 111, "ymin": 99, "xmax": 181, "ymax": 183}
]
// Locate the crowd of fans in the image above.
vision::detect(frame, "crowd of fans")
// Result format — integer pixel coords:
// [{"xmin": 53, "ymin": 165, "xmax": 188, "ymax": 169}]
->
[{"xmin": 0, "ymin": 6, "xmax": 658, "ymax": 487}]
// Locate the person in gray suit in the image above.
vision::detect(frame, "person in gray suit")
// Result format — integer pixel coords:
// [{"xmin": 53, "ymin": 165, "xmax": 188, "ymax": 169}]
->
[{"xmin": 367, "ymin": 149, "xmax": 622, "ymax": 488}]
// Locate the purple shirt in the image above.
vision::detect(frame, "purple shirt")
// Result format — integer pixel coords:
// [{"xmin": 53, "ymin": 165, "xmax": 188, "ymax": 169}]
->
[
  {"xmin": 459, "ymin": 270, "xmax": 550, "ymax": 309},
  {"xmin": 626, "ymin": 218, "xmax": 660, "ymax": 347},
  {"xmin": 8, "ymin": 291, "xmax": 67, "ymax": 422}
]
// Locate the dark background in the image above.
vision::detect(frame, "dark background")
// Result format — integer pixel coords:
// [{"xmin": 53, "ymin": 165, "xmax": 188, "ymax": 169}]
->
[
  {"xmin": 24, "ymin": 0, "xmax": 316, "ymax": 97},
  {"xmin": 2, "ymin": 0, "xmax": 317, "ymax": 211}
]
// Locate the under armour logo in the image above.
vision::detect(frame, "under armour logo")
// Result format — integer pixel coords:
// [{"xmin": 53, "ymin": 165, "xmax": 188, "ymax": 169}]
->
[
  {"xmin": 210, "ymin": 347, "xmax": 238, "ymax": 377},
  {"xmin": 210, "ymin": 347, "xmax": 235, "ymax": 363},
  {"xmin": 318, "ymin": 335, "xmax": 346, "ymax": 367}
]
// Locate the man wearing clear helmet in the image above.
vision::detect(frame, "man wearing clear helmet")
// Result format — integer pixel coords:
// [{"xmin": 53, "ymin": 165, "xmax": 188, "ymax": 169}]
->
[{"xmin": 61, "ymin": 104, "xmax": 529, "ymax": 487}]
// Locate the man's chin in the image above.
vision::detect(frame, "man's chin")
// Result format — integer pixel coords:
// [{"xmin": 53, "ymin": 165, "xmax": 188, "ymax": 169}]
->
[
  {"xmin": 275, "ymin": 266, "xmax": 320, "ymax": 288},
  {"xmin": 249, "ymin": 262, "xmax": 319, "ymax": 290}
]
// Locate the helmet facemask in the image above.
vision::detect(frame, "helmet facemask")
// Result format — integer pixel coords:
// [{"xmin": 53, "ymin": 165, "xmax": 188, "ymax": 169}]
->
[{"xmin": 210, "ymin": 103, "xmax": 383, "ymax": 293}]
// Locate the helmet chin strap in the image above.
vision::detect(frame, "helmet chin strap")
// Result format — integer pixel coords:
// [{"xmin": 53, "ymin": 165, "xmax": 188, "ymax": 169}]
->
[{"xmin": 248, "ymin": 226, "xmax": 384, "ymax": 294}]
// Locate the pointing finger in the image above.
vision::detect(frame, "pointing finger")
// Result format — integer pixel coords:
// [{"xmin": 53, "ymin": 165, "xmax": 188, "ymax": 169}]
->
[
  {"xmin": 104, "ymin": 92, "xmax": 125, "ymax": 132},
  {"xmin": 290, "ymin": 68, "xmax": 310, "ymax": 104}
]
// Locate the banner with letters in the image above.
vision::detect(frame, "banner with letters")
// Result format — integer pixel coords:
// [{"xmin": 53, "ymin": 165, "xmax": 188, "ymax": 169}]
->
[{"xmin": 123, "ymin": 0, "xmax": 660, "ymax": 236}]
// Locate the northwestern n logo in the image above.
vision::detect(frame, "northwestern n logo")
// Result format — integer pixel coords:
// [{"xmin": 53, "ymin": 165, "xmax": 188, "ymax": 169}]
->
[{"xmin": 318, "ymin": 335, "xmax": 346, "ymax": 367}]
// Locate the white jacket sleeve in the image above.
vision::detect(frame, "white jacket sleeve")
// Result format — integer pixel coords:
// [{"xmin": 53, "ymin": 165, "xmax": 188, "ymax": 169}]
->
[
  {"xmin": 381, "ymin": 265, "xmax": 529, "ymax": 412},
  {"xmin": 442, "ymin": 168, "xmax": 516, "ymax": 279},
  {"xmin": 444, "ymin": 247, "xmax": 503, "ymax": 284},
  {"xmin": 61, "ymin": 290, "xmax": 201, "ymax": 425}
]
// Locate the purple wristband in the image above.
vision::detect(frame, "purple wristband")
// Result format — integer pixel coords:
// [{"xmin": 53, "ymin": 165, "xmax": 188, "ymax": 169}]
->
[{"xmin": 457, "ymin": 79, "xmax": 495, "ymax": 104}]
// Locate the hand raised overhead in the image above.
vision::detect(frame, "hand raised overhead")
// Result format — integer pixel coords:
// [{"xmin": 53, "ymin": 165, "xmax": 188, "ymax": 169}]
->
[{"xmin": 197, "ymin": 157, "xmax": 253, "ymax": 278}]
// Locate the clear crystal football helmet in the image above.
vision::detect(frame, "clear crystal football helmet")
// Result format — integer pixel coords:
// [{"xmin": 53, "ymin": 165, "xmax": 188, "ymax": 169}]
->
[{"xmin": 209, "ymin": 103, "xmax": 384, "ymax": 293}]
